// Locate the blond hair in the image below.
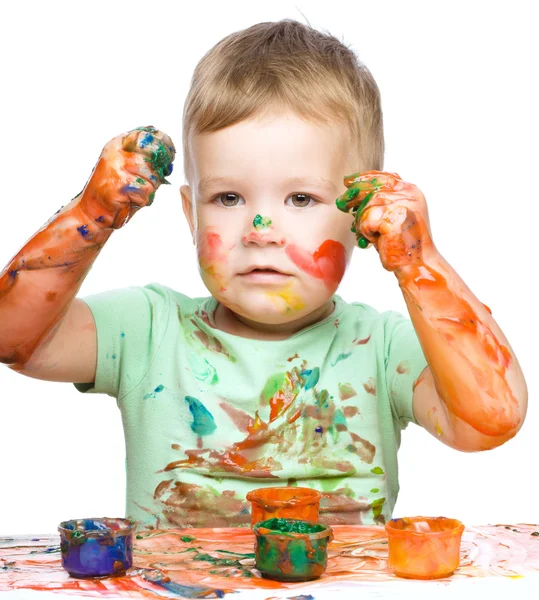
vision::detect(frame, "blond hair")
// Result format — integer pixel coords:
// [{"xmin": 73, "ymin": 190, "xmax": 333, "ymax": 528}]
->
[{"xmin": 182, "ymin": 19, "xmax": 384, "ymax": 181}]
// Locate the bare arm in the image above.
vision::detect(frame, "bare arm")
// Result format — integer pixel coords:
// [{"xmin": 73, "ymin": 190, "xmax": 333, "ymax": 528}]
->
[
  {"xmin": 0, "ymin": 126, "xmax": 175, "ymax": 382},
  {"xmin": 338, "ymin": 171, "xmax": 527, "ymax": 450}
]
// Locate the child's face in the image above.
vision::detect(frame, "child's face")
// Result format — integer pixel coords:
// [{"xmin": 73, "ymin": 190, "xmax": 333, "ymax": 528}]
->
[{"xmin": 181, "ymin": 111, "xmax": 358, "ymax": 326}]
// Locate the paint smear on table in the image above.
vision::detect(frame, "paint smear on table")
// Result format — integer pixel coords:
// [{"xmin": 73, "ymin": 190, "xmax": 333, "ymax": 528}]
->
[{"xmin": 2, "ymin": 524, "xmax": 539, "ymax": 598}]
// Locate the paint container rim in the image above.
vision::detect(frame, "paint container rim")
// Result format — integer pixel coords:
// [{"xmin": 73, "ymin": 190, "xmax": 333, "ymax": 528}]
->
[
  {"xmin": 247, "ymin": 486, "xmax": 322, "ymax": 508},
  {"xmin": 58, "ymin": 517, "xmax": 135, "ymax": 538},
  {"xmin": 254, "ymin": 518, "xmax": 334, "ymax": 542},
  {"xmin": 385, "ymin": 516, "xmax": 464, "ymax": 538}
]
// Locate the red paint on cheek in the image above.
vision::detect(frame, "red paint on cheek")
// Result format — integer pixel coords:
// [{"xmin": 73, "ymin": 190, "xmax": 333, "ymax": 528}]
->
[{"xmin": 286, "ymin": 240, "xmax": 346, "ymax": 288}]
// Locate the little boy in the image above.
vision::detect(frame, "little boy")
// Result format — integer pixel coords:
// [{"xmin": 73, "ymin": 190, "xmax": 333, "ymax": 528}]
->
[{"xmin": 0, "ymin": 20, "xmax": 527, "ymax": 529}]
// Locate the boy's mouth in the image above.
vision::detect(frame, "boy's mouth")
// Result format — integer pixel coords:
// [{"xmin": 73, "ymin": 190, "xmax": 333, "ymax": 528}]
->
[{"xmin": 238, "ymin": 266, "xmax": 292, "ymax": 283}]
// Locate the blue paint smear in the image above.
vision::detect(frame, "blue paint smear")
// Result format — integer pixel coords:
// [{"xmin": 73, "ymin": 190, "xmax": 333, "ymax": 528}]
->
[
  {"xmin": 95, "ymin": 215, "xmax": 105, "ymax": 223},
  {"xmin": 315, "ymin": 426, "xmax": 323, "ymax": 434},
  {"xmin": 8, "ymin": 270, "xmax": 18, "ymax": 278},
  {"xmin": 331, "ymin": 352, "xmax": 352, "ymax": 367},
  {"xmin": 302, "ymin": 367, "xmax": 320, "ymax": 390},
  {"xmin": 150, "ymin": 174, "xmax": 158, "ymax": 182},
  {"xmin": 288, "ymin": 595, "xmax": 316, "ymax": 600},
  {"xmin": 77, "ymin": 224, "xmax": 90, "ymax": 238},
  {"xmin": 143, "ymin": 385, "xmax": 165, "ymax": 400},
  {"xmin": 139, "ymin": 133, "xmax": 154, "ymax": 148},
  {"xmin": 121, "ymin": 332, "xmax": 125, "ymax": 338},
  {"xmin": 121, "ymin": 184, "xmax": 143, "ymax": 195},
  {"xmin": 184, "ymin": 396, "xmax": 217, "ymax": 437},
  {"xmin": 140, "ymin": 570, "xmax": 225, "ymax": 598}
]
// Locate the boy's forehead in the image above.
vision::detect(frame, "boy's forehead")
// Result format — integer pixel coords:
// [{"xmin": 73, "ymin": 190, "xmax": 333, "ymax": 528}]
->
[
  {"xmin": 198, "ymin": 174, "xmax": 338, "ymax": 195},
  {"xmin": 189, "ymin": 114, "xmax": 357, "ymax": 191}
]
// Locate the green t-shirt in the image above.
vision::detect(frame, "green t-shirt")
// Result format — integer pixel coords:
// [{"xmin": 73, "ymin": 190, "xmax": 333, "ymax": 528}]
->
[{"xmin": 75, "ymin": 283, "xmax": 427, "ymax": 529}]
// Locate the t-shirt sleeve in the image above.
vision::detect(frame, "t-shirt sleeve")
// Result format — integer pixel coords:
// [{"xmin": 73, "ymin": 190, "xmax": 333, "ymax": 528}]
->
[
  {"xmin": 383, "ymin": 311, "xmax": 428, "ymax": 430},
  {"xmin": 73, "ymin": 284, "xmax": 170, "ymax": 400}
]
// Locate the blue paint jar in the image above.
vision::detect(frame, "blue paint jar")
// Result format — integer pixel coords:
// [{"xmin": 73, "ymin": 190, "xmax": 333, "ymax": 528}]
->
[{"xmin": 58, "ymin": 517, "xmax": 134, "ymax": 578}]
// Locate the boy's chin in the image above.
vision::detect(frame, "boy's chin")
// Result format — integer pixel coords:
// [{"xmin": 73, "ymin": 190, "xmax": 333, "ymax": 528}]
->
[{"xmin": 218, "ymin": 288, "xmax": 325, "ymax": 326}]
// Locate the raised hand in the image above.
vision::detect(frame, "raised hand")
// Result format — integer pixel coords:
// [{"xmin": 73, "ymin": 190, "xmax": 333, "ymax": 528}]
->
[
  {"xmin": 79, "ymin": 126, "xmax": 175, "ymax": 229},
  {"xmin": 336, "ymin": 170, "xmax": 435, "ymax": 272}
]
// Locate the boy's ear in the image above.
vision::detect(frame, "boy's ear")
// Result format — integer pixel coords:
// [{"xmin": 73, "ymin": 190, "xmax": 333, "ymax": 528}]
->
[{"xmin": 180, "ymin": 185, "xmax": 196, "ymax": 243}]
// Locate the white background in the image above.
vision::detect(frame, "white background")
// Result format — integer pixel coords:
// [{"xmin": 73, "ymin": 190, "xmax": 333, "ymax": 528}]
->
[{"xmin": 0, "ymin": 0, "xmax": 537, "ymax": 535}]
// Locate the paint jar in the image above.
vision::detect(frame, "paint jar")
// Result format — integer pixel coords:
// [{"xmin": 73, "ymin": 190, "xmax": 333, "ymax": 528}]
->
[
  {"xmin": 385, "ymin": 516, "xmax": 465, "ymax": 579},
  {"xmin": 246, "ymin": 486, "xmax": 322, "ymax": 526},
  {"xmin": 253, "ymin": 518, "xmax": 333, "ymax": 581},
  {"xmin": 58, "ymin": 517, "xmax": 134, "ymax": 578}
]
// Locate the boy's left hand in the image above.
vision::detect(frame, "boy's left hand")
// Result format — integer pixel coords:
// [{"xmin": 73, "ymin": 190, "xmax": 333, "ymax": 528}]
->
[{"xmin": 336, "ymin": 170, "xmax": 436, "ymax": 272}]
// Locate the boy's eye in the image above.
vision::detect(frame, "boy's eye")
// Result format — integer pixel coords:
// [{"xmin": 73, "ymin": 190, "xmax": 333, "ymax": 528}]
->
[
  {"xmin": 215, "ymin": 193, "xmax": 244, "ymax": 207},
  {"xmin": 286, "ymin": 193, "xmax": 316, "ymax": 208}
]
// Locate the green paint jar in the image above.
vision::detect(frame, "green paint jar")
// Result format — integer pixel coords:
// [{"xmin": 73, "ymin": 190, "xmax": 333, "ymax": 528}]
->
[{"xmin": 253, "ymin": 518, "xmax": 333, "ymax": 582}]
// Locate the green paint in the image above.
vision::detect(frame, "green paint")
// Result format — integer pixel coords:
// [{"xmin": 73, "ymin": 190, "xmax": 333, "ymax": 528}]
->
[
  {"xmin": 143, "ymin": 139, "xmax": 173, "ymax": 184},
  {"xmin": 371, "ymin": 497, "xmax": 386, "ymax": 519},
  {"xmin": 135, "ymin": 126, "xmax": 159, "ymax": 133},
  {"xmin": 371, "ymin": 466, "xmax": 384, "ymax": 475},
  {"xmin": 336, "ymin": 179, "xmax": 382, "ymax": 250},
  {"xmin": 148, "ymin": 191, "xmax": 156, "ymax": 206},
  {"xmin": 261, "ymin": 372, "xmax": 287, "ymax": 401},
  {"xmin": 136, "ymin": 177, "xmax": 146, "ymax": 185},
  {"xmin": 180, "ymin": 535, "xmax": 196, "ymax": 542},
  {"xmin": 187, "ymin": 353, "xmax": 219, "ymax": 385},
  {"xmin": 253, "ymin": 214, "xmax": 272, "ymax": 229},
  {"xmin": 259, "ymin": 518, "xmax": 325, "ymax": 534},
  {"xmin": 370, "ymin": 488, "xmax": 380, "ymax": 493},
  {"xmin": 254, "ymin": 519, "xmax": 332, "ymax": 582}
]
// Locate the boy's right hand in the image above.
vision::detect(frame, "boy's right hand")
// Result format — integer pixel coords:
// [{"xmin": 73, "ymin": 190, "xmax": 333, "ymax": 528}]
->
[{"xmin": 78, "ymin": 126, "xmax": 176, "ymax": 230}]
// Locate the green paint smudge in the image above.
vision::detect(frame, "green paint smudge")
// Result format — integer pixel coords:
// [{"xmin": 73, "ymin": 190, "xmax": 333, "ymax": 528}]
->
[
  {"xmin": 371, "ymin": 466, "xmax": 384, "ymax": 475},
  {"xmin": 371, "ymin": 497, "xmax": 386, "ymax": 519},
  {"xmin": 258, "ymin": 518, "xmax": 325, "ymax": 534},
  {"xmin": 253, "ymin": 214, "xmax": 272, "ymax": 229}
]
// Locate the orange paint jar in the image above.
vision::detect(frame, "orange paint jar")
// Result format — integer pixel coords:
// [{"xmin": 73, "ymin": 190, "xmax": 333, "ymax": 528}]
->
[
  {"xmin": 246, "ymin": 487, "xmax": 322, "ymax": 526},
  {"xmin": 384, "ymin": 516, "xmax": 465, "ymax": 579}
]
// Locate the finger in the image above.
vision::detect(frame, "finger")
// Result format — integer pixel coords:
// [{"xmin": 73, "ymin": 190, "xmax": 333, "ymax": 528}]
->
[
  {"xmin": 336, "ymin": 173, "xmax": 398, "ymax": 214},
  {"xmin": 122, "ymin": 127, "xmax": 176, "ymax": 184},
  {"xmin": 343, "ymin": 170, "xmax": 402, "ymax": 188}
]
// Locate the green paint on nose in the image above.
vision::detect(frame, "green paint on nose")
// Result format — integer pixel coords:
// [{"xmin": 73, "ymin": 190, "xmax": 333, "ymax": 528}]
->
[{"xmin": 253, "ymin": 214, "xmax": 272, "ymax": 229}]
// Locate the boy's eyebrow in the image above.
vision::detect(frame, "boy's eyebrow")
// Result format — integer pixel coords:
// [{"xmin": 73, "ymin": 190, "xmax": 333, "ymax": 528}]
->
[{"xmin": 198, "ymin": 175, "xmax": 337, "ymax": 193}]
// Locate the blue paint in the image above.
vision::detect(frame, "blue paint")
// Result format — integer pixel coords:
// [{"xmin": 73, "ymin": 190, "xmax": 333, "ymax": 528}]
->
[
  {"xmin": 288, "ymin": 595, "xmax": 316, "ymax": 600},
  {"xmin": 58, "ymin": 518, "xmax": 133, "ymax": 578},
  {"xmin": 143, "ymin": 384, "xmax": 165, "ymax": 400},
  {"xmin": 139, "ymin": 569, "xmax": 225, "ymax": 598},
  {"xmin": 121, "ymin": 332, "xmax": 125, "ymax": 338},
  {"xmin": 8, "ymin": 270, "xmax": 18, "ymax": 278},
  {"xmin": 184, "ymin": 396, "xmax": 217, "ymax": 437},
  {"xmin": 301, "ymin": 367, "xmax": 320, "ymax": 390},
  {"xmin": 150, "ymin": 174, "xmax": 158, "ymax": 183},
  {"xmin": 121, "ymin": 184, "xmax": 143, "ymax": 195},
  {"xmin": 139, "ymin": 133, "xmax": 154, "ymax": 148},
  {"xmin": 76, "ymin": 225, "xmax": 90, "ymax": 238},
  {"xmin": 165, "ymin": 162, "xmax": 174, "ymax": 176},
  {"xmin": 95, "ymin": 215, "xmax": 105, "ymax": 223},
  {"xmin": 331, "ymin": 352, "xmax": 352, "ymax": 367},
  {"xmin": 315, "ymin": 426, "xmax": 323, "ymax": 434},
  {"xmin": 111, "ymin": 354, "xmax": 117, "ymax": 360}
]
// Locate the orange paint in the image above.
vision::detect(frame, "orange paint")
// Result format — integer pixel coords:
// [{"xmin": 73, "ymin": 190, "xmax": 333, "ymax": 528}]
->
[
  {"xmin": 385, "ymin": 516, "xmax": 464, "ymax": 579},
  {"xmin": 285, "ymin": 240, "xmax": 346, "ymax": 289},
  {"xmin": 246, "ymin": 486, "xmax": 322, "ymax": 526}
]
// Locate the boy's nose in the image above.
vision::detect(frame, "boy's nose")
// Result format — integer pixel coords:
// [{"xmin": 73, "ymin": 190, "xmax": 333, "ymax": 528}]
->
[{"xmin": 242, "ymin": 214, "xmax": 286, "ymax": 247}]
